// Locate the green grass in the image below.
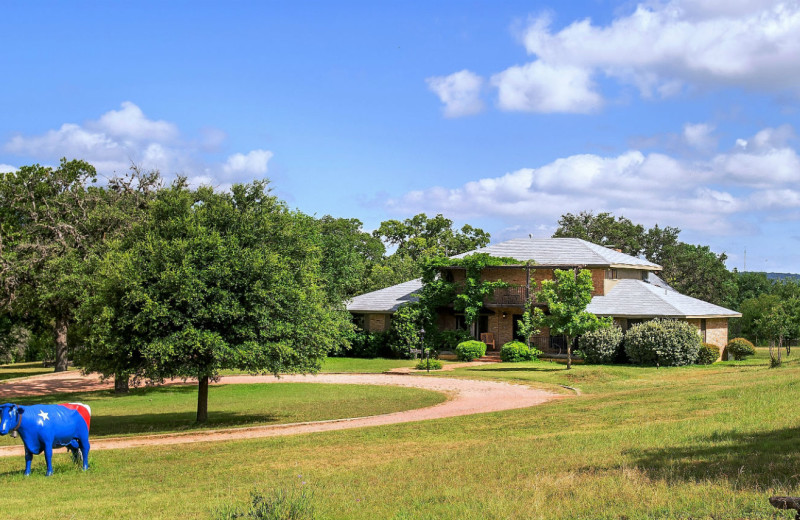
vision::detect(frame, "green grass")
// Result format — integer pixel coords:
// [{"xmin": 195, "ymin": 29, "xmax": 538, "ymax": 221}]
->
[
  {"xmin": 320, "ymin": 357, "xmax": 430, "ymax": 373},
  {"xmin": 0, "ymin": 383, "xmax": 446, "ymax": 442},
  {"xmin": 0, "ymin": 361, "xmax": 57, "ymax": 381},
  {"xmin": 2, "ymin": 350, "xmax": 798, "ymax": 519}
]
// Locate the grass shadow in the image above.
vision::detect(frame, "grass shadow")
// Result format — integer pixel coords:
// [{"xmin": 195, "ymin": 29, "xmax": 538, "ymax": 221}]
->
[
  {"xmin": 89, "ymin": 410, "xmax": 280, "ymax": 437},
  {"xmin": 463, "ymin": 366, "xmax": 566, "ymax": 373},
  {"xmin": 631, "ymin": 425, "xmax": 800, "ymax": 489}
]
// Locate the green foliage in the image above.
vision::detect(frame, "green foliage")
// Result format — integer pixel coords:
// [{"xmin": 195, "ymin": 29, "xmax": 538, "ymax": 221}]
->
[
  {"xmin": 537, "ymin": 269, "xmax": 611, "ymax": 368},
  {"xmin": 343, "ymin": 330, "xmax": 391, "ymax": 358},
  {"xmin": 500, "ymin": 341, "xmax": 540, "ymax": 362},
  {"xmin": 213, "ymin": 486, "xmax": 316, "ymax": 520},
  {"xmin": 554, "ymin": 211, "xmax": 680, "ymax": 266},
  {"xmin": 373, "ymin": 213, "xmax": 490, "ymax": 262},
  {"xmin": 79, "ymin": 179, "xmax": 349, "ymax": 421},
  {"xmin": 387, "ymin": 303, "xmax": 427, "ymax": 359},
  {"xmin": 726, "ymin": 337, "xmax": 756, "ymax": 360},
  {"xmin": 516, "ymin": 296, "xmax": 542, "ymax": 346},
  {"xmin": 624, "ymin": 319, "xmax": 701, "ymax": 366},
  {"xmin": 415, "ymin": 358, "xmax": 443, "ymax": 370},
  {"xmin": 455, "ymin": 340, "xmax": 487, "ymax": 361},
  {"xmin": 696, "ymin": 343, "xmax": 720, "ymax": 365},
  {"xmin": 436, "ymin": 329, "xmax": 473, "ymax": 351},
  {"xmin": 316, "ymin": 216, "xmax": 385, "ymax": 301},
  {"xmin": 660, "ymin": 243, "xmax": 737, "ymax": 308},
  {"xmin": 578, "ymin": 326, "xmax": 624, "ymax": 364}
]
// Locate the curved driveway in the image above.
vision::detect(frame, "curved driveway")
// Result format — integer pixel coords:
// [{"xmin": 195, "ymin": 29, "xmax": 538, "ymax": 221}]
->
[{"xmin": 0, "ymin": 371, "xmax": 560, "ymax": 456}]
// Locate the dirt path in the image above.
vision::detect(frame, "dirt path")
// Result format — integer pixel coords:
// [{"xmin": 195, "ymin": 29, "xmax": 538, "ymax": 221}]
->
[{"xmin": 0, "ymin": 370, "xmax": 560, "ymax": 457}]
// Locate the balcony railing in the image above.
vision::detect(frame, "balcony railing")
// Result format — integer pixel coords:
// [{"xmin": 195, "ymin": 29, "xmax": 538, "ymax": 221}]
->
[{"xmin": 486, "ymin": 285, "xmax": 528, "ymax": 306}]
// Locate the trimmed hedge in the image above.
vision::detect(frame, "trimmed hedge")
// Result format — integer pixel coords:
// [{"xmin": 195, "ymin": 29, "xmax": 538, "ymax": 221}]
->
[
  {"xmin": 578, "ymin": 326, "xmax": 623, "ymax": 364},
  {"xmin": 726, "ymin": 337, "xmax": 756, "ymax": 360},
  {"xmin": 455, "ymin": 340, "xmax": 487, "ymax": 362},
  {"xmin": 696, "ymin": 343, "xmax": 720, "ymax": 365},
  {"xmin": 500, "ymin": 341, "xmax": 542, "ymax": 362},
  {"xmin": 624, "ymin": 318, "xmax": 701, "ymax": 366}
]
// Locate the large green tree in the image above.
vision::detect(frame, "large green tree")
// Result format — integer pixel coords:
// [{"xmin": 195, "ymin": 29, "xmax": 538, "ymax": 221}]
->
[
  {"xmin": 536, "ymin": 269, "xmax": 610, "ymax": 369},
  {"xmin": 317, "ymin": 216, "xmax": 385, "ymax": 301},
  {"xmin": 659, "ymin": 243, "xmax": 737, "ymax": 307},
  {"xmin": 373, "ymin": 213, "xmax": 490, "ymax": 262},
  {"xmin": 0, "ymin": 160, "xmax": 158, "ymax": 372},
  {"xmin": 80, "ymin": 179, "xmax": 348, "ymax": 422}
]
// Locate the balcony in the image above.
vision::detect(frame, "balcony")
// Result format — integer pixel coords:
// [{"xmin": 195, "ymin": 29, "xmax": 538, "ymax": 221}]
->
[{"xmin": 486, "ymin": 285, "xmax": 528, "ymax": 307}]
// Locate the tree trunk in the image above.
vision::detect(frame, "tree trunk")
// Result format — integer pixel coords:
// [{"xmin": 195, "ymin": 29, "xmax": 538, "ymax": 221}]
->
[
  {"xmin": 54, "ymin": 316, "xmax": 69, "ymax": 372},
  {"xmin": 114, "ymin": 373, "xmax": 129, "ymax": 395},
  {"xmin": 196, "ymin": 375, "xmax": 209, "ymax": 423},
  {"xmin": 566, "ymin": 335, "xmax": 573, "ymax": 370}
]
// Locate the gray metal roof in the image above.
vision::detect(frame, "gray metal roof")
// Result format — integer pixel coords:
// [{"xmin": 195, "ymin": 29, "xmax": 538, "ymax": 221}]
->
[
  {"xmin": 451, "ymin": 238, "xmax": 661, "ymax": 269},
  {"xmin": 586, "ymin": 279, "xmax": 741, "ymax": 318},
  {"xmin": 346, "ymin": 279, "xmax": 423, "ymax": 313}
]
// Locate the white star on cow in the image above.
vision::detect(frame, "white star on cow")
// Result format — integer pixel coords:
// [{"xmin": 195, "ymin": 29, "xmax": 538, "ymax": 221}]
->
[{"xmin": 38, "ymin": 410, "xmax": 49, "ymax": 422}]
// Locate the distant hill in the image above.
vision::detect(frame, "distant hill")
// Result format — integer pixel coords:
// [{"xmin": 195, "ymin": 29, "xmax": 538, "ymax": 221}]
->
[{"xmin": 765, "ymin": 272, "xmax": 800, "ymax": 281}]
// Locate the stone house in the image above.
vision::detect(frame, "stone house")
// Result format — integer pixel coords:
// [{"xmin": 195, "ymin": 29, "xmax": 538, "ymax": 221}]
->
[{"xmin": 346, "ymin": 238, "xmax": 741, "ymax": 355}]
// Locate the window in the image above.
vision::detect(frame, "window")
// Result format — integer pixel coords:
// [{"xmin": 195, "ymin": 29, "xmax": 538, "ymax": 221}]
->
[
  {"xmin": 606, "ymin": 269, "xmax": 618, "ymax": 280},
  {"xmin": 641, "ymin": 271, "xmax": 648, "ymax": 281},
  {"xmin": 352, "ymin": 313, "xmax": 366, "ymax": 330}
]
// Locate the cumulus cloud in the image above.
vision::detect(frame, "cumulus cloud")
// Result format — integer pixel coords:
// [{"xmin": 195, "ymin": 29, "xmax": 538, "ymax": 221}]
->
[
  {"xmin": 683, "ymin": 123, "xmax": 716, "ymax": 151},
  {"xmin": 387, "ymin": 124, "xmax": 800, "ymax": 235},
  {"xmin": 432, "ymin": 1, "xmax": 800, "ymax": 114},
  {"xmin": 2, "ymin": 102, "xmax": 274, "ymax": 187},
  {"xmin": 491, "ymin": 61, "xmax": 602, "ymax": 113},
  {"xmin": 0, "ymin": 164, "xmax": 18, "ymax": 173},
  {"xmin": 426, "ymin": 70, "xmax": 485, "ymax": 118},
  {"xmin": 222, "ymin": 149, "xmax": 273, "ymax": 177}
]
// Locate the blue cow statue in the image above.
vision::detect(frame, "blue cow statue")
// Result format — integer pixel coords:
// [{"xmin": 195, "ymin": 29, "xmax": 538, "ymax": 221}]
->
[{"xmin": 0, "ymin": 402, "xmax": 91, "ymax": 476}]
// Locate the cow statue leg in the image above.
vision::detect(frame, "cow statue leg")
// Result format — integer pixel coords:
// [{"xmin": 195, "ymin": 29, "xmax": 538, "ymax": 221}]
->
[
  {"xmin": 43, "ymin": 443, "xmax": 54, "ymax": 477},
  {"xmin": 23, "ymin": 448, "xmax": 33, "ymax": 476},
  {"xmin": 77, "ymin": 434, "xmax": 89, "ymax": 471}
]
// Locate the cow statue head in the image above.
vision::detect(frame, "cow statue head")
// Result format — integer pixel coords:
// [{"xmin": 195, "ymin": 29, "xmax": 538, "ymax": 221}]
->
[{"xmin": 0, "ymin": 403, "xmax": 23, "ymax": 437}]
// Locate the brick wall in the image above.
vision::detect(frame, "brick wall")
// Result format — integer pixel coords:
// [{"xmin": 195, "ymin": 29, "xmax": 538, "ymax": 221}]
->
[{"xmin": 367, "ymin": 313, "xmax": 390, "ymax": 333}]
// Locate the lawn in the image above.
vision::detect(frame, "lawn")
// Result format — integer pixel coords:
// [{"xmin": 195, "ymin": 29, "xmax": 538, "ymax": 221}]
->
[
  {"xmin": 0, "ymin": 361, "xmax": 59, "ymax": 381},
  {"xmin": 321, "ymin": 356, "xmax": 440, "ymax": 373},
  {"xmin": 0, "ymin": 383, "xmax": 446, "ymax": 442},
  {"xmin": 2, "ymin": 350, "xmax": 799, "ymax": 519}
]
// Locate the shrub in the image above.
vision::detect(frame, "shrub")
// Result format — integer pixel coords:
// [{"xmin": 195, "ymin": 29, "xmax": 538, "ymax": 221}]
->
[
  {"xmin": 696, "ymin": 343, "xmax": 720, "ymax": 365},
  {"xmin": 415, "ymin": 358, "xmax": 443, "ymax": 370},
  {"xmin": 500, "ymin": 341, "xmax": 541, "ymax": 362},
  {"xmin": 624, "ymin": 318, "xmax": 701, "ymax": 366},
  {"xmin": 344, "ymin": 330, "xmax": 391, "ymax": 358},
  {"xmin": 578, "ymin": 326, "xmax": 623, "ymax": 364},
  {"xmin": 726, "ymin": 337, "xmax": 756, "ymax": 360},
  {"xmin": 214, "ymin": 486, "xmax": 316, "ymax": 519},
  {"xmin": 455, "ymin": 340, "xmax": 487, "ymax": 361},
  {"xmin": 437, "ymin": 329, "xmax": 472, "ymax": 351}
]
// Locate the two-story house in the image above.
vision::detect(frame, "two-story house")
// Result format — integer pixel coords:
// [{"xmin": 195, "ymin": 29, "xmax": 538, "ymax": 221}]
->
[{"xmin": 346, "ymin": 238, "xmax": 741, "ymax": 354}]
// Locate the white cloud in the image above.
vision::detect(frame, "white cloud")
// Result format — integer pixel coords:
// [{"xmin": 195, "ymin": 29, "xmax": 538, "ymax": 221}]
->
[
  {"xmin": 432, "ymin": 1, "xmax": 800, "ymax": 114},
  {"xmin": 683, "ymin": 123, "xmax": 716, "ymax": 151},
  {"xmin": 92, "ymin": 101, "xmax": 179, "ymax": 142},
  {"xmin": 2, "ymin": 102, "xmax": 274, "ymax": 186},
  {"xmin": 222, "ymin": 149, "xmax": 273, "ymax": 177},
  {"xmin": 426, "ymin": 69, "xmax": 485, "ymax": 118},
  {"xmin": 491, "ymin": 61, "xmax": 602, "ymax": 113},
  {"xmin": 387, "ymin": 123, "xmax": 800, "ymax": 235},
  {"xmin": 0, "ymin": 164, "xmax": 17, "ymax": 173}
]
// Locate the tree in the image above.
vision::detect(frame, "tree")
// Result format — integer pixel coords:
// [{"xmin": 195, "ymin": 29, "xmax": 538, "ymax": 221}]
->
[
  {"xmin": 0, "ymin": 160, "xmax": 157, "ymax": 372},
  {"xmin": 316, "ymin": 216, "xmax": 385, "ymax": 302},
  {"xmin": 373, "ymin": 213, "xmax": 490, "ymax": 262},
  {"xmin": 659, "ymin": 243, "xmax": 737, "ymax": 308},
  {"xmin": 80, "ymin": 179, "xmax": 348, "ymax": 422},
  {"xmin": 755, "ymin": 301, "xmax": 790, "ymax": 367},
  {"xmin": 536, "ymin": 269, "xmax": 610, "ymax": 369}
]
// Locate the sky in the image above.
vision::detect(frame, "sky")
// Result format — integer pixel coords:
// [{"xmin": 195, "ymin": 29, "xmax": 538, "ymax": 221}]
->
[{"xmin": 1, "ymin": 0, "xmax": 799, "ymax": 273}]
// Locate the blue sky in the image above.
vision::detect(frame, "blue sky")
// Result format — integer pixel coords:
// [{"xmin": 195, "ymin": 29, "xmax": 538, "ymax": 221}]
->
[{"xmin": 2, "ymin": 1, "xmax": 799, "ymax": 272}]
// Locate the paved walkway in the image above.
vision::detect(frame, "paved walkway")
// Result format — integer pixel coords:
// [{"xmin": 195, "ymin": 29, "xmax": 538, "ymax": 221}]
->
[{"xmin": 0, "ymin": 370, "xmax": 560, "ymax": 457}]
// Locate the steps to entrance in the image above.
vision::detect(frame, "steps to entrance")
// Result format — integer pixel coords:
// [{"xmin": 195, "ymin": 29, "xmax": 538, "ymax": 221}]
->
[{"xmin": 478, "ymin": 351, "xmax": 502, "ymax": 363}]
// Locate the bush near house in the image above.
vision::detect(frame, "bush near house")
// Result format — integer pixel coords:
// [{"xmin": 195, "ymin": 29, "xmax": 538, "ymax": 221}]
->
[
  {"xmin": 696, "ymin": 343, "xmax": 720, "ymax": 365},
  {"xmin": 415, "ymin": 358, "xmax": 443, "ymax": 370},
  {"xmin": 578, "ymin": 326, "xmax": 624, "ymax": 364},
  {"xmin": 500, "ymin": 341, "xmax": 541, "ymax": 362},
  {"xmin": 624, "ymin": 318, "xmax": 701, "ymax": 366},
  {"xmin": 726, "ymin": 337, "xmax": 756, "ymax": 360},
  {"xmin": 455, "ymin": 340, "xmax": 487, "ymax": 362}
]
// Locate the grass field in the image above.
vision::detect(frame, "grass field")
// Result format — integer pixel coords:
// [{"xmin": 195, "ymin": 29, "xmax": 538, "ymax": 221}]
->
[
  {"xmin": 0, "ymin": 383, "xmax": 446, "ymax": 442},
  {"xmin": 0, "ymin": 361, "xmax": 59, "ymax": 381},
  {"xmin": 2, "ymin": 350, "xmax": 799, "ymax": 519}
]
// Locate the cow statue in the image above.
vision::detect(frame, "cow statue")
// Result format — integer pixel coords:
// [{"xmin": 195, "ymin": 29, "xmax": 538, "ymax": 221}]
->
[{"xmin": 0, "ymin": 402, "xmax": 91, "ymax": 476}]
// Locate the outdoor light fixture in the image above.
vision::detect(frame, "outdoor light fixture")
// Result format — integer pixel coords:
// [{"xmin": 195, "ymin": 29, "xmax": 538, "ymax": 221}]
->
[{"xmin": 502, "ymin": 312, "xmax": 507, "ymax": 319}]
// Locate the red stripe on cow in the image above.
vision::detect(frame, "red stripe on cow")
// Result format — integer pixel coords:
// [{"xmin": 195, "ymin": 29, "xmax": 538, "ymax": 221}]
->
[{"xmin": 59, "ymin": 403, "xmax": 91, "ymax": 431}]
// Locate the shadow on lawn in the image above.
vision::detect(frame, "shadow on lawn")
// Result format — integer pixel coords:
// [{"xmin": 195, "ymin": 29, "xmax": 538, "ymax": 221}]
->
[
  {"xmin": 632, "ymin": 425, "xmax": 800, "ymax": 489},
  {"xmin": 463, "ymin": 366, "xmax": 566, "ymax": 373},
  {"xmin": 89, "ymin": 410, "xmax": 281, "ymax": 436}
]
